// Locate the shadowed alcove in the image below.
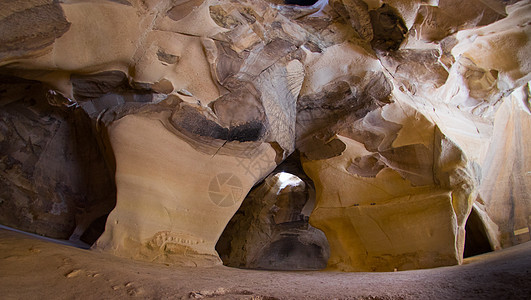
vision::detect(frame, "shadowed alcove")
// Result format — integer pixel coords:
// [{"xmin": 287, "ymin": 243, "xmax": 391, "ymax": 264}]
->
[
  {"xmin": 464, "ymin": 207, "xmax": 493, "ymax": 258},
  {"xmin": 216, "ymin": 153, "xmax": 330, "ymax": 270}
]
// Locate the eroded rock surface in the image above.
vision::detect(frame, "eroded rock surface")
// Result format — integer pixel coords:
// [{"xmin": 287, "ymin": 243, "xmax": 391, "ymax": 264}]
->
[
  {"xmin": 217, "ymin": 155, "xmax": 329, "ymax": 270},
  {"xmin": 0, "ymin": 77, "xmax": 115, "ymax": 243},
  {"xmin": 0, "ymin": 0, "xmax": 529, "ymax": 270}
]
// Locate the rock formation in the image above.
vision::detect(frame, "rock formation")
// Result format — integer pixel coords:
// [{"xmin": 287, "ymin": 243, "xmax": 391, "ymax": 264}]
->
[
  {"xmin": 0, "ymin": 0, "xmax": 529, "ymax": 271},
  {"xmin": 217, "ymin": 155, "xmax": 330, "ymax": 270},
  {"xmin": 0, "ymin": 76, "xmax": 115, "ymax": 244}
]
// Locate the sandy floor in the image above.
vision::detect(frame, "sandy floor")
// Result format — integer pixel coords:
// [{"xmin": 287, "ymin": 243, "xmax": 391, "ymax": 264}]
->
[{"xmin": 1, "ymin": 228, "xmax": 530, "ymax": 300}]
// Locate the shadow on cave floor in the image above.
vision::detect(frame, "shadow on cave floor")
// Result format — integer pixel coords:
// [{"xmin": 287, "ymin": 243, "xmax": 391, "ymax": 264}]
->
[
  {"xmin": 0, "ymin": 224, "xmax": 91, "ymax": 249},
  {"xmin": 1, "ymin": 228, "xmax": 530, "ymax": 300}
]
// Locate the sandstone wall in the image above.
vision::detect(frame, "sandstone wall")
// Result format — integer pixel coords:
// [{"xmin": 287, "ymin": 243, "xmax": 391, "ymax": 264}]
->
[{"xmin": 0, "ymin": 0, "xmax": 529, "ymax": 270}]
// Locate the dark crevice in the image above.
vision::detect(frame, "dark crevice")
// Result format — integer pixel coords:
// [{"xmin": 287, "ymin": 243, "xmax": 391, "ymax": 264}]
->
[
  {"xmin": 216, "ymin": 151, "xmax": 329, "ymax": 270},
  {"xmin": 464, "ymin": 208, "xmax": 493, "ymax": 258},
  {"xmin": 284, "ymin": 0, "xmax": 319, "ymax": 6},
  {"xmin": 0, "ymin": 75, "xmax": 116, "ymax": 246},
  {"xmin": 80, "ymin": 214, "xmax": 110, "ymax": 245}
]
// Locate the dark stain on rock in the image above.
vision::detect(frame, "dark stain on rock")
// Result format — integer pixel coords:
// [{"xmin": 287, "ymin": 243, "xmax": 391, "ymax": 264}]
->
[
  {"xmin": 379, "ymin": 49, "xmax": 449, "ymax": 89},
  {"xmin": 297, "ymin": 78, "xmax": 388, "ymax": 144},
  {"xmin": 228, "ymin": 121, "xmax": 266, "ymax": 142},
  {"xmin": 173, "ymin": 106, "xmax": 229, "ymax": 140},
  {"xmin": 370, "ymin": 4, "xmax": 407, "ymax": 51},
  {"xmin": 362, "ymin": 72, "xmax": 393, "ymax": 103},
  {"xmin": 347, "ymin": 154, "xmax": 386, "ymax": 178},
  {"xmin": 214, "ymin": 41, "xmax": 246, "ymax": 86},
  {"xmin": 172, "ymin": 105, "xmax": 266, "ymax": 143},
  {"xmin": 0, "ymin": 3, "xmax": 71, "ymax": 59},
  {"xmin": 379, "ymin": 144, "xmax": 435, "ymax": 186},
  {"xmin": 157, "ymin": 50, "xmax": 180, "ymax": 65},
  {"xmin": 71, "ymin": 71, "xmax": 161, "ymax": 119},
  {"xmin": 255, "ymin": 237, "xmax": 327, "ymax": 270},
  {"xmin": 300, "ymin": 137, "xmax": 346, "ymax": 161},
  {"xmin": 0, "ymin": 79, "xmax": 116, "ymax": 240},
  {"xmin": 303, "ymin": 41, "xmax": 322, "ymax": 53},
  {"xmin": 106, "ymin": 0, "xmax": 132, "ymax": 5},
  {"xmin": 297, "ymin": 81, "xmax": 353, "ymax": 112},
  {"xmin": 209, "ymin": 5, "xmax": 242, "ymax": 29},
  {"xmin": 71, "ymin": 71, "xmax": 154, "ymax": 103},
  {"xmin": 239, "ymin": 7, "xmax": 259, "ymax": 24},
  {"xmin": 284, "ymin": 0, "xmax": 319, "ymax": 6},
  {"xmin": 330, "ymin": 0, "xmax": 373, "ymax": 42},
  {"xmin": 338, "ymin": 105, "xmax": 402, "ymax": 153},
  {"xmin": 211, "ymin": 85, "xmax": 265, "ymax": 129},
  {"xmin": 71, "ymin": 71, "xmax": 130, "ymax": 100}
]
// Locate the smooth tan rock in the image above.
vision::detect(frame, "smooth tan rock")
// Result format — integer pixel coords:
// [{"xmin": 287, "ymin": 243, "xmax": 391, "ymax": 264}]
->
[
  {"xmin": 301, "ymin": 101, "xmax": 478, "ymax": 270},
  {"xmin": 478, "ymin": 85, "xmax": 531, "ymax": 248},
  {"xmin": 94, "ymin": 112, "xmax": 278, "ymax": 265},
  {"xmin": 312, "ymin": 192, "xmax": 459, "ymax": 271}
]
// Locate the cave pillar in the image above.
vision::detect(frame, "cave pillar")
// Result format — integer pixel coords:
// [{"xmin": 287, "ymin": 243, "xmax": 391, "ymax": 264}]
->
[{"xmin": 93, "ymin": 113, "xmax": 278, "ymax": 265}]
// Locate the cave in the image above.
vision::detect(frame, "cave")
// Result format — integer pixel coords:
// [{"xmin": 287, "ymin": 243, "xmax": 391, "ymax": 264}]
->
[
  {"xmin": 216, "ymin": 162, "xmax": 330, "ymax": 271},
  {"xmin": 284, "ymin": 0, "xmax": 319, "ymax": 6},
  {"xmin": 1, "ymin": 0, "xmax": 530, "ymax": 298},
  {"xmin": 464, "ymin": 208, "xmax": 493, "ymax": 258}
]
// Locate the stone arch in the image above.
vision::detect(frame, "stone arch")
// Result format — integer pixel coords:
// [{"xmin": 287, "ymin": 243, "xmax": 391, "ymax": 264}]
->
[{"xmin": 216, "ymin": 153, "xmax": 330, "ymax": 270}]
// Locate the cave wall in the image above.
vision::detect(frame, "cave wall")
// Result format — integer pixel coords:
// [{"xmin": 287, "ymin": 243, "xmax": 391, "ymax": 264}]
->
[
  {"xmin": 0, "ymin": 0, "xmax": 529, "ymax": 271},
  {"xmin": 0, "ymin": 77, "xmax": 115, "ymax": 242}
]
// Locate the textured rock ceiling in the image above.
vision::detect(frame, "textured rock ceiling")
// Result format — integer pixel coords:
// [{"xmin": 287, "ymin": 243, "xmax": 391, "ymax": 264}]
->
[{"xmin": 0, "ymin": 0, "xmax": 530, "ymax": 272}]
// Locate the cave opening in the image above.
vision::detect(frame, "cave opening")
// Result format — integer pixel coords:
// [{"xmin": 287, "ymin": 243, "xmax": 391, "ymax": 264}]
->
[
  {"xmin": 0, "ymin": 75, "xmax": 117, "ymax": 248},
  {"xmin": 80, "ymin": 214, "xmax": 111, "ymax": 246},
  {"xmin": 276, "ymin": 171, "xmax": 304, "ymax": 191},
  {"xmin": 216, "ymin": 152, "xmax": 330, "ymax": 270},
  {"xmin": 463, "ymin": 208, "xmax": 493, "ymax": 258},
  {"xmin": 284, "ymin": 0, "xmax": 319, "ymax": 6}
]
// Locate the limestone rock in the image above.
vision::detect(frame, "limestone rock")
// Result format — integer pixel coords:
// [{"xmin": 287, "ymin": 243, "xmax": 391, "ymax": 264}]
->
[
  {"xmin": 0, "ymin": 77, "xmax": 115, "ymax": 242},
  {"xmin": 301, "ymin": 98, "xmax": 478, "ymax": 271},
  {"xmin": 0, "ymin": 0, "xmax": 529, "ymax": 271},
  {"xmin": 410, "ymin": 0, "xmax": 507, "ymax": 43},
  {"xmin": 93, "ymin": 111, "xmax": 278, "ymax": 265},
  {"xmin": 330, "ymin": 0, "xmax": 373, "ymax": 42},
  {"xmin": 0, "ymin": 0, "xmax": 71, "ymax": 61},
  {"xmin": 378, "ymin": 49, "xmax": 449, "ymax": 93},
  {"xmin": 478, "ymin": 86, "xmax": 531, "ymax": 248},
  {"xmin": 296, "ymin": 0, "xmax": 529, "ymax": 271}
]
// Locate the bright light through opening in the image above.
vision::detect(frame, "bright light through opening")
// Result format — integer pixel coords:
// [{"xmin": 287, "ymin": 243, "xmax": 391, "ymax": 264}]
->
[{"xmin": 275, "ymin": 172, "xmax": 304, "ymax": 191}]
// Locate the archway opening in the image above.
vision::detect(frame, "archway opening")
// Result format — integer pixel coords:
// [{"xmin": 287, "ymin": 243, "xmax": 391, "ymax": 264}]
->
[
  {"xmin": 216, "ymin": 153, "xmax": 330, "ymax": 270},
  {"xmin": 464, "ymin": 208, "xmax": 493, "ymax": 258}
]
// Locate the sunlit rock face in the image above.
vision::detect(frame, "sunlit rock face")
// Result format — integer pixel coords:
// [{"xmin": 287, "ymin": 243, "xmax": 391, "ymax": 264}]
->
[
  {"xmin": 302, "ymin": 105, "xmax": 479, "ymax": 271},
  {"xmin": 297, "ymin": 0, "xmax": 531, "ymax": 271},
  {"xmin": 0, "ymin": 0, "xmax": 529, "ymax": 270}
]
